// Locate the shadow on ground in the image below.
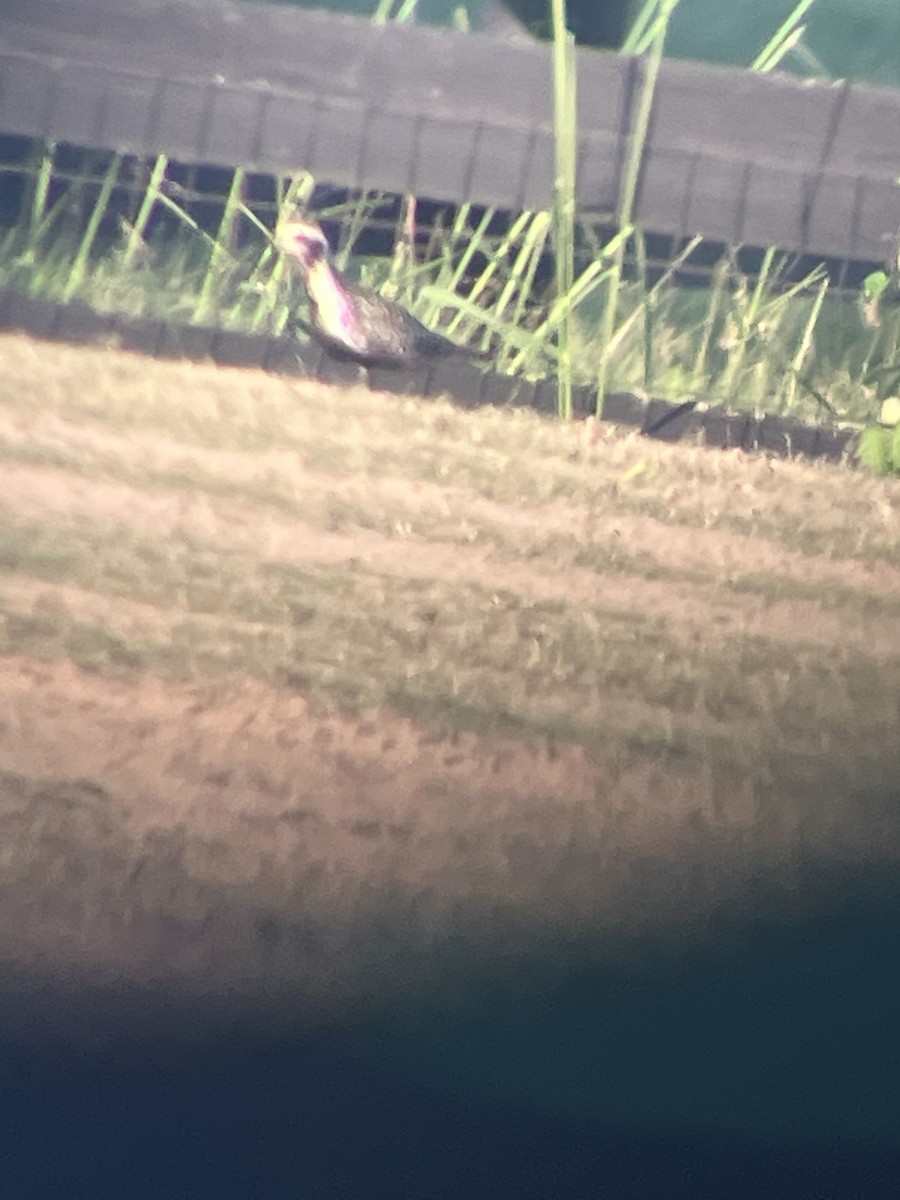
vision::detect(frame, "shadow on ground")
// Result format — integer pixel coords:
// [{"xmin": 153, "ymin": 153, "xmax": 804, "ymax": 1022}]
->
[{"xmin": 4, "ymin": 785, "xmax": 900, "ymax": 1200}]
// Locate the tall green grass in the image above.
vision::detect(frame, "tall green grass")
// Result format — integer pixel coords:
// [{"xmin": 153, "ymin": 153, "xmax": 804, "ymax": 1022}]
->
[
  {"xmin": 595, "ymin": 0, "xmax": 679, "ymax": 415},
  {"xmin": 0, "ymin": 0, "xmax": 897, "ymax": 437},
  {"xmin": 550, "ymin": 0, "xmax": 576, "ymax": 419}
]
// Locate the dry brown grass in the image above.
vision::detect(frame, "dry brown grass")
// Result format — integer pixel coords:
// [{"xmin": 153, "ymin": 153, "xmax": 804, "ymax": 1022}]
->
[{"xmin": 0, "ymin": 331, "xmax": 898, "ymax": 1032}]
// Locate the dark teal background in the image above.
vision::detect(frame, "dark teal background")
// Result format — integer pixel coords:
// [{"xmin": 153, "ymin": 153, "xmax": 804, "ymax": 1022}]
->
[
  {"xmin": 264, "ymin": 0, "xmax": 900, "ymax": 86},
  {"xmin": 5, "ymin": 854, "xmax": 900, "ymax": 1198}
]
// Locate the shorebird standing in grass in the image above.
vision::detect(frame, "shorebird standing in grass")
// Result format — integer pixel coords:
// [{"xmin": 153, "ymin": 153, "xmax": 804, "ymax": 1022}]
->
[{"xmin": 274, "ymin": 217, "xmax": 491, "ymax": 371}]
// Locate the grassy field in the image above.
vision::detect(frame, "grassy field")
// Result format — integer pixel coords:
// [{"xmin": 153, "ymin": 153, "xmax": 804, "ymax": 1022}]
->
[{"xmin": 1, "ymin": 329, "xmax": 899, "ymax": 1040}]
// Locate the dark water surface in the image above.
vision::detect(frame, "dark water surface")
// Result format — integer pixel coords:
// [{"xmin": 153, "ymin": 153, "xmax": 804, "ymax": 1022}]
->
[{"xmin": 4, "ymin": 859, "xmax": 900, "ymax": 1200}]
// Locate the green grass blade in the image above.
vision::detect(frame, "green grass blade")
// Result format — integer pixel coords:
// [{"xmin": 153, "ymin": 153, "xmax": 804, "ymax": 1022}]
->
[
  {"xmin": 751, "ymin": 0, "xmax": 818, "ymax": 72},
  {"xmin": 551, "ymin": 0, "xmax": 577, "ymax": 419},
  {"xmin": 28, "ymin": 140, "xmax": 57, "ymax": 236},
  {"xmin": 371, "ymin": 0, "xmax": 396, "ymax": 23},
  {"xmin": 596, "ymin": 0, "xmax": 676, "ymax": 414},
  {"xmin": 61, "ymin": 153, "xmax": 123, "ymax": 303},
  {"xmin": 121, "ymin": 154, "xmax": 169, "ymax": 270},
  {"xmin": 193, "ymin": 168, "xmax": 245, "ymax": 324},
  {"xmin": 691, "ymin": 257, "xmax": 728, "ymax": 389},
  {"xmin": 623, "ymin": 0, "xmax": 683, "ymax": 56},
  {"xmin": 780, "ymin": 274, "xmax": 829, "ymax": 412}
]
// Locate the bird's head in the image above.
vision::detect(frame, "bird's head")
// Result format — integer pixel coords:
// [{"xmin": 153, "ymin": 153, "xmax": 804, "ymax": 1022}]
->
[{"xmin": 274, "ymin": 219, "xmax": 331, "ymax": 272}]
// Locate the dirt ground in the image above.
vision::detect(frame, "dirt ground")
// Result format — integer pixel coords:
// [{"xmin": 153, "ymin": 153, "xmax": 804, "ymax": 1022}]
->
[{"xmin": 1, "ymin": 331, "xmax": 899, "ymax": 1045}]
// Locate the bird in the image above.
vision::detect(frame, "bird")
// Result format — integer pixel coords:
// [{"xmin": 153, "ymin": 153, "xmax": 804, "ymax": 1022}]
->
[{"xmin": 274, "ymin": 217, "xmax": 491, "ymax": 371}]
